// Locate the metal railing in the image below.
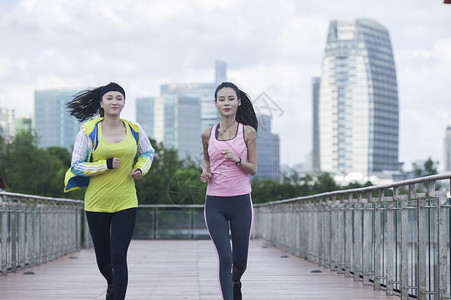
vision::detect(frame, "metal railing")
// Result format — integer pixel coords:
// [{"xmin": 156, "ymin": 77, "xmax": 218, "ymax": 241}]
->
[
  {"xmin": 0, "ymin": 194, "xmax": 209, "ymax": 276},
  {"xmin": 253, "ymin": 173, "xmax": 451, "ymax": 300},
  {"xmin": 0, "ymin": 191, "xmax": 85, "ymax": 276}
]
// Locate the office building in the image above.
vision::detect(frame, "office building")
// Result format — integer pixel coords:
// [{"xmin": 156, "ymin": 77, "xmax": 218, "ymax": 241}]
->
[
  {"xmin": 15, "ymin": 115, "xmax": 32, "ymax": 134},
  {"xmin": 161, "ymin": 61, "xmax": 226, "ymax": 130},
  {"xmin": 255, "ymin": 114, "xmax": 280, "ymax": 181},
  {"xmin": 0, "ymin": 107, "xmax": 15, "ymax": 143},
  {"xmin": 34, "ymin": 89, "xmax": 80, "ymax": 152},
  {"xmin": 318, "ymin": 18, "xmax": 399, "ymax": 175},
  {"xmin": 215, "ymin": 60, "xmax": 227, "ymax": 85},
  {"xmin": 445, "ymin": 126, "xmax": 451, "ymax": 171},
  {"xmin": 312, "ymin": 76, "xmax": 321, "ymax": 171},
  {"xmin": 136, "ymin": 95, "xmax": 201, "ymax": 161}
]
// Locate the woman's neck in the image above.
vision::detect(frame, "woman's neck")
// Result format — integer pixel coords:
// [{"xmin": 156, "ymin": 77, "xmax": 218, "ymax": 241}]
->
[
  {"xmin": 102, "ymin": 115, "xmax": 122, "ymax": 128},
  {"xmin": 220, "ymin": 116, "xmax": 237, "ymax": 129}
]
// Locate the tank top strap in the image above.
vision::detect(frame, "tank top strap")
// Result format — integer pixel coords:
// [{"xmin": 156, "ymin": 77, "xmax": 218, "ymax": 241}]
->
[{"xmin": 210, "ymin": 124, "xmax": 218, "ymax": 141}]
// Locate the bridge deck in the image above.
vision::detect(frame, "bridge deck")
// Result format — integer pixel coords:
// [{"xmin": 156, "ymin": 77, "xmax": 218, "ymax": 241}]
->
[{"xmin": 0, "ymin": 239, "xmax": 395, "ymax": 299}]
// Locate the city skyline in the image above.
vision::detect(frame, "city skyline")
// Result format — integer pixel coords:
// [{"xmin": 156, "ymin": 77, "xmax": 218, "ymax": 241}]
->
[{"xmin": 0, "ymin": 0, "xmax": 450, "ymax": 170}]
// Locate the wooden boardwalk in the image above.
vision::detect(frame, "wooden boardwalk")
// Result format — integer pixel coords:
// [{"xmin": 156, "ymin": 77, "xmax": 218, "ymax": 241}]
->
[{"xmin": 0, "ymin": 239, "xmax": 396, "ymax": 300}]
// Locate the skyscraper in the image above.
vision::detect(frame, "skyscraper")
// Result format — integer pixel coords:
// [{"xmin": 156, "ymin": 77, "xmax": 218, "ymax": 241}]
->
[
  {"xmin": 312, "ymin": 76, "xmax": 321, "ymax": 171},
  {"xmin": 318, "ymin": 19, "xmax": 399, "ymax": 175},
  {"xmin": 136, "ymin": 95, "xmax": 201, "ymax": 161},
  {"xmin": 0, "ymin": 107, "xmax": 15, "ymax": 143},
  {"xmin": 215, "ymin": 60, "xmax": 227, "ymax": 85},
  {"xmin": 161, "ymin": 83, "xmax": 219, "ymax": 130},
  {"xmin": 34, "ymin": 89, "xmax": 80, "ymax": 151},
  {"xmin": 444, "ymin": 126, "xmax": 451, "ymax": 171},
  {"xmin": 255, "ymin": 114, "xmax": 280, "ymax": 181},
  {"xmin": 161, "ymin": 61, "xmax": 226, "ymax": 130}
]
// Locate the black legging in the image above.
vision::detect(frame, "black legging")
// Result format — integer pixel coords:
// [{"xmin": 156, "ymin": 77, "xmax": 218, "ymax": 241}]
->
[
  {"xmin": 204, "ymin": 194, "xmax": 253, "ymax": 300},
  {"xmin": 85, "ymin": 207, "xmax": 137, "ymax": 300}
]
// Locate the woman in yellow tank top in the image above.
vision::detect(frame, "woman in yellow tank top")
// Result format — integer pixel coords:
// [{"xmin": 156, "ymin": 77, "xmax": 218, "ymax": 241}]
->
[{"xmin": 66, "ymin": 82, "xmax": 155, "ymax": 300}]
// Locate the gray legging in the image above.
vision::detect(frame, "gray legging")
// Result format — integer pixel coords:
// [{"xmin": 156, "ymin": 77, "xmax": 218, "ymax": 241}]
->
[{"xmin": 204, "ymin": 194, "xmax": 253, "ymax": 300}]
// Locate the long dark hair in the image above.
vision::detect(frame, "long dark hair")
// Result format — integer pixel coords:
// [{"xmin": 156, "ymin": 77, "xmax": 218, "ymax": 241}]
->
[
  {"xmin": 214, "ymin": 82, "xmax": 258, "ymax": 132},
  {"xmin": 66, "ymin": 87, "xmax": 103, "ymax": 122}
]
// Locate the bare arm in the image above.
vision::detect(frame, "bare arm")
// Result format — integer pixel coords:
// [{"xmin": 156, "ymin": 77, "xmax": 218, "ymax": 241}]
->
[
  {"xmin": 241, "ymin": 125, "xmax": 257, "ymax": 176},
  {"xmin": 200, "ymin": 127, "xmax": 212, "ymax": 183}
]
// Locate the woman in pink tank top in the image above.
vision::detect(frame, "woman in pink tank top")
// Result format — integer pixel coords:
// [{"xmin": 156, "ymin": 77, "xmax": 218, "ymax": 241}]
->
[{"xmin": 200, "ymin": 82, "xmax": 258, "ymax": 300}]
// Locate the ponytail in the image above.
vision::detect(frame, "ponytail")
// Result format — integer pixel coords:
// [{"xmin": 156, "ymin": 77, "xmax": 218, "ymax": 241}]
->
[
  {"xmin": 214, "ymin": 82, "xmax": 258, "ymax": 132},
  {"xmin": 66, "ymin": 87, "xmax": 103, "ymax": 122}
]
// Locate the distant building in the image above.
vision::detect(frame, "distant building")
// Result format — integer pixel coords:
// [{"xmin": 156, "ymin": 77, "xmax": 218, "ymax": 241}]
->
[
  {"xmin": 34, "ymin": 89, "xmax": 79, "ymax": 152},
  {"xmin": 136, "ymin": 95, "xmax": 201, "ymax": 162},
  {"xmin": 215, "ymin": 60, "xmax": 227, "ymax": 85},
  {"xmin": 161, "ymin": 83, "xmax": 219, "ymax": 131},
  {"xmin": 312, "ymin": 76, "xmax": 321, "ymax": 171},
  {"xmin": 15, "ymin": 115, "xmax": 32, "ymax": 134},
  {"xmin": 318, "ymin": 19, "xmax": 399, "ymax": 176},
  {"xmin": 255, "ymin": 114, "xmax": 280, "ymax": 181},
  {"xmin": 0, "ymin": 107, "xmax": 14, "ymax": 143},
  {"xmin": 445, "ymin": 126, "xmax": 451, "ymax": 171},
  {"xmin": 161, "ymin": 61, "xmax": 226, "ymax": 131}
]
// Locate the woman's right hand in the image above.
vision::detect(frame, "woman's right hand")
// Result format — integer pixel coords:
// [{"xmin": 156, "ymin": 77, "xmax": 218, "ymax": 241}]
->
[
  {"xmin": 112, "ymin": 157, "xmax": 121, "ymax": 169},
  {"xmin": 200, "ymin": 171, "xmax": 211, "ymax": 183}
]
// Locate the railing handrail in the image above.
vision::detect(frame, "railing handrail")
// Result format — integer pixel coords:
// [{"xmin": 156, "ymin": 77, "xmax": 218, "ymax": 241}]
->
[
  {"xmin": 255, "ymin": 172, "xmax": 451, "ymax": 207},
  {"xmin": 0, "ymin": 191, "xmax": 84, "ymax": 205}
]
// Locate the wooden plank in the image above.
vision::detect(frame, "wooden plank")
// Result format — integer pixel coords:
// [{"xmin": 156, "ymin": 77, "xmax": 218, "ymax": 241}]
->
[{"xmin": 0, "ymin": 239, "xmax": 396, "ymax": 299}]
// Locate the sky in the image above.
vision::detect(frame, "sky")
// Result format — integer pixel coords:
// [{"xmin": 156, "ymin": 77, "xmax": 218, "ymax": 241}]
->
[{"xmin": 0, "ymin": 0, "xmax": 450, "ymax": 171}]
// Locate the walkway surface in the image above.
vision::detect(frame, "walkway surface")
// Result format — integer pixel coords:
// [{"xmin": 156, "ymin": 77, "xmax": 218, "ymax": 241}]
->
[{"xmin": 0, "ymin": 239, "xmax": 396, "ymax": 300}]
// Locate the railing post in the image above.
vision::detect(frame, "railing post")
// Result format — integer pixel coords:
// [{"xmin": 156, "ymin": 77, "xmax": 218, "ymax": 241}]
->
[
  {"xmin": 373, "ymin": 189, "xmax": 384, "ymax": 290},
  {"xmin": 329, "ymin": 195, "xmax": 337, "ymax": 271},
  {"xmin": 437, "ymin": 190, "xmax": 449, "ymax": 299},
  {"xmin": 416, "ymin": 188, "xmax": 427, "ymax": 300},
  {"xmin": 399, "ymin": 186, "xmax": 410, "ymax": 299},
  {"xmin": 1, "ymin": 195, "xmax": 8, "ymax": 275},
  {"xmin": 11, "ymin": 201, "xmax": 17, "ymax": 273},
  {"xmin": 337, "ymin": 194, "xmax": 345, "ymax": 274},
  {"xmin": 19, "ymin": 200, "xmax": 26, "ymax": 270},
  {"xmin": 345, "ymin": 193, "xmax": 353, "ymax": 277},
  {"xmin": 353, "ymin": 192, "xmax": 362, "ymax": 282},
  {"xmin": 363, "ymin": 191, "xmax": 372, "ymax": 286},
  {"xmin": 385, "ymin": 194, "xmax": 395, "ymax": 296}
]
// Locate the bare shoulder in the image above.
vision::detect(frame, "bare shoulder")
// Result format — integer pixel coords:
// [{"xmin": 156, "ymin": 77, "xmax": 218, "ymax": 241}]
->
[
  {"xmin": 202, "ymin": 126, "xmax": 213, "ymax": 140},
  {"xmin": 244, "ymin": 125, "xmax": 257, "ymax": 138}
]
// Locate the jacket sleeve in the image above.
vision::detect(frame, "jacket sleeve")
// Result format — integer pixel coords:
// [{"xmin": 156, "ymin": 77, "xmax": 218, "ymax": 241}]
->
[
  {"xmin": 134, "ymin": 123, "xmax": 155, "ymax": 176},
  {"xmin": 70, "ymin": 125, "xmax": 109, "ymax": 176}
]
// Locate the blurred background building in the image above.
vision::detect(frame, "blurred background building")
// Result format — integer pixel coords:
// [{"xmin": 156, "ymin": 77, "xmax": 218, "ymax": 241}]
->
[
  {"xmin": 0, "ymin": 107, "xmax": 15, "ymax": 143},
  {"xmin": 34, "ymin": 89, "xmax": 80, "ymax": 152}
]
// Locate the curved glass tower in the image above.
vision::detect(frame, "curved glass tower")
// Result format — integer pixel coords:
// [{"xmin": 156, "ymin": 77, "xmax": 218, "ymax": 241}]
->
[{"xmin": 319, "ymin": 18, "xmax": 399, "ymax": 175}]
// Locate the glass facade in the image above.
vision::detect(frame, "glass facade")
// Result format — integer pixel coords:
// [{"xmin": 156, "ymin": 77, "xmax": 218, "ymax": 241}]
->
[
  {"xmin": 255, "ymin": 114, "xmax": 280, "ymax": 181},
  {"xmin": 312, "ymin": 77, "xmax": 321, "ymax": 171},
  {"xmin": 136, "ymin": 95, "xmax": 201, "ymax": 162},
  {"xmin": 319, "ymin": 19, "xmax": 399, "ymax": 175},
  {"xmin": 34, "ymin": 89, "xmax": 80, "ymax": 152},
  {"xmin": 161, "ymin": 83, "xmax": 220, "ymax": 130}
]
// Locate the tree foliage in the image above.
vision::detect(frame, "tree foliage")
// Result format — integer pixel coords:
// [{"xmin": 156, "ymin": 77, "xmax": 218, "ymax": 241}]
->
[{"xmin": 0, "ymin": 131, "xmax": 385, "ymax": 204}]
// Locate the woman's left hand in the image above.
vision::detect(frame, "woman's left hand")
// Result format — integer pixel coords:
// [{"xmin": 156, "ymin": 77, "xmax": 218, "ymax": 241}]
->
[{"xmin": 131, "ymin": 168, "xmax": 142, "ymax": 181}]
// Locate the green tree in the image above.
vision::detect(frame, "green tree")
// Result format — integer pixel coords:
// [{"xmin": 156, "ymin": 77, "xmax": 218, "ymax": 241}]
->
[{"xmin": 0, "ymin": 131, "xmax": 71, "ymax": 197}]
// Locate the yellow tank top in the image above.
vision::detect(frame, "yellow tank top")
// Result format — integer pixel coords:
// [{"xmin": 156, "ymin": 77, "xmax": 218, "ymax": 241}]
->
[{"xmin": 85, "ymin": 122, "xmax": 138, "ymax": 212}]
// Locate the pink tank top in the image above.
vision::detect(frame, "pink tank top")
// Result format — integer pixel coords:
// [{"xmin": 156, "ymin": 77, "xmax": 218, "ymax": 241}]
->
[{"xmin": 206, "ymin": 123, "xmax": 252, "ymax": 197}]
